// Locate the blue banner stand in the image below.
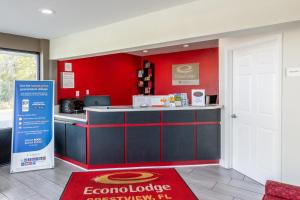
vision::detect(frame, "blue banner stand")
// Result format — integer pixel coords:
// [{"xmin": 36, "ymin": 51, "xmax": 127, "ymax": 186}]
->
[{"xmin": 10, "ymin": 80, "xmax": 55, "ymax": 173}]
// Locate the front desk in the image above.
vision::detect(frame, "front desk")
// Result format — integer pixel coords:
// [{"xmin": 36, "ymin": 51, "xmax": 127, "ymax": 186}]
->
[{"xmin": 54, "ymin": 105, "xmax": 222, "ymax": 169}]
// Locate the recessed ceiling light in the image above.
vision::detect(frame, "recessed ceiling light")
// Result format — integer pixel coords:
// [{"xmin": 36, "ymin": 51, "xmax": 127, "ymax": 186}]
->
[
  {"xmin": 39, "ymin": 8, "xmax": 55, "ymax": 15},
  {"xmin": 183, "ymin": 44, "xmax": 189, "ymax": 48},
  {"xmin": 142, "ymin": 50, "xmax": 148, "ymax": 53}
]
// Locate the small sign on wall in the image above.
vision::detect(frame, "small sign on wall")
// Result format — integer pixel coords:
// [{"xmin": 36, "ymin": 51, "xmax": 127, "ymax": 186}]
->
[
  {"xmin": 64, "ymin": 63, "xmax": 72, "ymax": 72},
  {"xmin": 60, "ymin": 72, "xmax": 74, "ymax": 88},
  {"xmin": 172, "ymin": 63, "xmax": 199, "ymax": 85},
  {"xmin": 286, "ymin": 67, "xmax": 300, "ymax": 77}
]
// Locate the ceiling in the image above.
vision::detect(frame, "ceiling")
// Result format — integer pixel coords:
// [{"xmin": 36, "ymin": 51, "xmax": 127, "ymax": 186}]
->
[
  {"xmin": 127, "ymin": 40, "xmax": 218, "ymax": 56},
  {"xmin": 0, "ymin": 0, "xmax": 196, "ymax": 39}
]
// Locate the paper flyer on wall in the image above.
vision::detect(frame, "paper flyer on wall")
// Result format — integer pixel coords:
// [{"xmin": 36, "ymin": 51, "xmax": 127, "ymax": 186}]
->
[{"xmin": 10, "ymin": 80, "xmax": 54, "ymax": 173}]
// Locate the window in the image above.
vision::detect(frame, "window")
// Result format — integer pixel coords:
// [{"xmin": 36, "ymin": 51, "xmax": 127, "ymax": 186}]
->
[{"xmin": 0, "ymin": 49, "xmax": 39, "ymax": 128}]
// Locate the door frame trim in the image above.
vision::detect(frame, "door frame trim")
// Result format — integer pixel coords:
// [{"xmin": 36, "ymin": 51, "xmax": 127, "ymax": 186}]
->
[{"xmin": 221, "ymin": 34, "xmax": 283, "ymax": 181}]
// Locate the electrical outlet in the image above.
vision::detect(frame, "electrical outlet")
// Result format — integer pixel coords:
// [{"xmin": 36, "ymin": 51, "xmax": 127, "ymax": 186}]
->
[
  {"xmin": 86, "ymin": 89, "xmax": 89, "ymax": 95},
  {"xmin": 76, "ymin": 90, "xmax": 80, "ymax": 97}
]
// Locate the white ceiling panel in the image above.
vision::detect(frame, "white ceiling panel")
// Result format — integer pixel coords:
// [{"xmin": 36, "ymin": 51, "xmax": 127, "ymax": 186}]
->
[{"xmin": 0, "ymin": 0, "xmax": 196, "ymax": 39}]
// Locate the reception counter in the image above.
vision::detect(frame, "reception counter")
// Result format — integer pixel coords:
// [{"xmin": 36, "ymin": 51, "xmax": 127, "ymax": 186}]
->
[{"xmin": 54, "ymin": 105, "xmax": 222, "ymax": 169}]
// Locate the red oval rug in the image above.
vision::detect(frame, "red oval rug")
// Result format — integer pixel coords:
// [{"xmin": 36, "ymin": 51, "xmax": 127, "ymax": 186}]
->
[{"xmin": 60, "ymin": 168, "xmax": 198, "ymax": 200}]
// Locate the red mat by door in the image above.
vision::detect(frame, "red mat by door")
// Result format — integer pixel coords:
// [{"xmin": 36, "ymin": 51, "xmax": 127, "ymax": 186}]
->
[{"xmin": 61, "ymin": 168, "xmax": 198, "ymax": 200}]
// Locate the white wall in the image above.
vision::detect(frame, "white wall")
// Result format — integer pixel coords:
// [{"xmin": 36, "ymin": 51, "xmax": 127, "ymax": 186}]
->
[
  {"xmin": 219, "ymin": 26, "xmax": 300, "ymax": 186},
  {"xmin": 50, "ymin": 0, "xmax": 300, "ymax": 60},
  {"xmin": 0, "ymin": 32, "xmax": 50, "ymax": 80}
]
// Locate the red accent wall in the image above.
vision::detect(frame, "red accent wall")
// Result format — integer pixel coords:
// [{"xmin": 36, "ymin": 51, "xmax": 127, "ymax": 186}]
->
[
  {"xmin": 57, "ymin": 53, "xmax": 141, "ymax": 105},
  {"xmin": 57, "ymin": 48, "xmax": 218, "ymax": 105},
  {"xmin": 144, "ymin": 48, "xmax": 219, "ymax": 101}
]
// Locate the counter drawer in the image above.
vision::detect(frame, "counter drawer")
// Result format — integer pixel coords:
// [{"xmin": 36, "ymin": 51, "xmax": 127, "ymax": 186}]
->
[
  {"xmin": 162, "ymin": 125, "xmax": 194, "ymax": 161},
  {"xmin": 197, "ymin": 124, "xmax": 220, "ymax": 160},
  {"xmin": 126, "ymin": 126, "xmax": 160, "ymax": 163},
  {"xmin": 126, "ymin": 111, "xmax": 160, "ymax": 124},
  {"xmin": 197, "ymin": 109, "xmax": 221, "ymax": 122},
  {"xmin": 66, "ymin": 124, "xmax": 86, "ymax": 163},
  {"xmin": 0, "ymin": 128, "xmax": 11, "ymax": 165},
  {"xmin": 89, "ymin": 112, "xmax": 124, "ymax": 124},
  {"xmin": 89, "ymin": 127, "xmax": 124, "ymax": 164},
  {"xmin": 54, "ymin": 121, "xmax": 66, "ymax": 156},
  {"xmin": 162, "ymin": 110, "xmax": 195, "ymax": 123}
]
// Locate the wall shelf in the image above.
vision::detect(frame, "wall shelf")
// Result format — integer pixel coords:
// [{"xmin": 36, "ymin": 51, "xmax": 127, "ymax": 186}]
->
[{"xmin": 138, "ymin": 60, "xmax": 155, "ymax": 95}]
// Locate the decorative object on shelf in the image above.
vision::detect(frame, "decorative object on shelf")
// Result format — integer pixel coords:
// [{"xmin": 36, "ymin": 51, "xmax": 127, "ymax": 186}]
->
[
  {"xmin": 144, "ymin": 62, "xmax": 151, "ymax": 68},
  {"xmin": 137, "ymin": 60, "xmax": 155, "ymax": 95},
  {"xmin": 144, "ymin": 87, "xmax": 150, "ymax": 94},
  {"xmin": 172, "ymin": 63, "xmax": 199, "ymax": 86},
  {"xmin": 137, "ymin": 70, "xmax": 144, "ymax": 78},
  {"xmin": 138, "ymin": 80, "xmax": 144, "ymax": 87}
]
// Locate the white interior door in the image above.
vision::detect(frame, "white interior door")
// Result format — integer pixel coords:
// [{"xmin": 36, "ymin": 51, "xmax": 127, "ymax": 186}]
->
[{"xmin": 232, "ymin": 38, "xmax": 281, "ymax": 184}]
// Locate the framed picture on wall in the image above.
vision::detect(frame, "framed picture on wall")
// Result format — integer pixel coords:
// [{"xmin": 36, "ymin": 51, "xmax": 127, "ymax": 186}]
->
[{"xmin": 172, "ymin": 63, "xmax": 199, "ymax": 85}]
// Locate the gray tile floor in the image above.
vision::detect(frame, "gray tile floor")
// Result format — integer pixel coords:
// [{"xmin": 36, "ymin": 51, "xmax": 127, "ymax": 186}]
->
[{"xmin": 0, "ymin": 159, "xmax": 264, "ymax": 200}]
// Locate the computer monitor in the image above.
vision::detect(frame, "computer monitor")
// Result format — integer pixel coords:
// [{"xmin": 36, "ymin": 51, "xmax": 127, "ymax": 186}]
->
[{"xmin": 83, "ymin": 95, "xmax": 111, "ymax": 107}]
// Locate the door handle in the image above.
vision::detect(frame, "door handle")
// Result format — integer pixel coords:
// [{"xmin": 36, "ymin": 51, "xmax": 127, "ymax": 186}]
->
[{"xmin": 231, "ymin": 114, "xmax": 237, "ymax": 118}]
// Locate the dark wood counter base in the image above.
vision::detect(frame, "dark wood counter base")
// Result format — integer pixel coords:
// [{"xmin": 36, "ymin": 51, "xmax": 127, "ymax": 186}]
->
[{"xmin": 54, "ymin": 108, "xmax": 221, "ymax": 170}]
